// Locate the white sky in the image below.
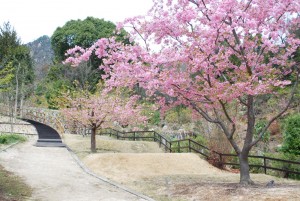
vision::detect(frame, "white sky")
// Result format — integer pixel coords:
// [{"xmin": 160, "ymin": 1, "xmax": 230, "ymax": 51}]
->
[{"xmin": 0, "ymin": 0, "xmax": 153, "ymax": 44}]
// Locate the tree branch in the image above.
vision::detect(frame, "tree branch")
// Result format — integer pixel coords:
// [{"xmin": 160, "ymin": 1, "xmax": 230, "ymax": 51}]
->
[
  {"xmin": 188, "ymin": 0, "xmax": 199, "ymax": 7},
  {"xmin": 218, "ymin": 100, "xmax": 236, "ymax": 139},
  {"xmin": 224, "ymin": 38, "xmax": 241, "ymax": 54},
  {"xmin": 243, "ymin": 0, "xmax": 253, "ymax": 12},
  {"xmin": 130, "ymin": 25, "xmax": 150, "ymax": 52},
  {"xmin": 238, "ymin": 97, "xmax": 248, "ymax": 106},
  {"xmin": 213, "ymin": 108, "xmax": 241, "ymax": 153},
  {"xmin": 191, "ymin": 103, "xmax": 220, "ymax": 123},
  {"xmin": 189, "ymin": 0, "xmax": 211, "ymax": 21},
  {"xmin": 232, "ymin": 29, "xmax": 252, "ymax": 76},
  {"xmin": 188, "ymin": 22, "xmax": 194, "ymax": 33}
]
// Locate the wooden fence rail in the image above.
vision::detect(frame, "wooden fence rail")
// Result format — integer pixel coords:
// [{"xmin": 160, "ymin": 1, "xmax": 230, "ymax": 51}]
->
[{"xmin": 218, "ymin": 153, "xmax": 300, "ymax": 178}]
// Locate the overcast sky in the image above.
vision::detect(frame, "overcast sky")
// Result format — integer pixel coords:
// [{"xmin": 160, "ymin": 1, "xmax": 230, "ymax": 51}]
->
[{"xmin": 0, "ymin": 0, "xmax": 153, "ymax": 44}]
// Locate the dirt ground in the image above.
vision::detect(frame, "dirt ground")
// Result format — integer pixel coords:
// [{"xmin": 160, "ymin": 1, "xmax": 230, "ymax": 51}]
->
[
  {"xmin": 63, "ymin": 134, "xmax": 300, "ymax": 201},
  {"xmin": 0, "ymin": 164, "xmax": 32, "ymax": 201},
  {"xmin": 0, "ymin": 136, "xmax": 149, "ymax": 201}
]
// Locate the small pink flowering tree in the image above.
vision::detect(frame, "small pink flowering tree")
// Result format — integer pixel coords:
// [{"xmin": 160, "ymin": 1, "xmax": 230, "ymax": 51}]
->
[
  {"xmin": 65, "ymin": 0, "xmax": 300, "ymax": 184},
  {"xmin": 62, "ymin": 90, "xmax": 146, "ymax": 152}
]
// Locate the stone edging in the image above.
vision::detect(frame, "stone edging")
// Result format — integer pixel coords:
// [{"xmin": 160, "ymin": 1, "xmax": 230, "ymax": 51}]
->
[
  {"xmin": 65, "ymin": 145, "xmax": 156, "ymax": 201},
  {"xmin": 0, "ymin": 141, "xmax": 20, "ymax": 152}
]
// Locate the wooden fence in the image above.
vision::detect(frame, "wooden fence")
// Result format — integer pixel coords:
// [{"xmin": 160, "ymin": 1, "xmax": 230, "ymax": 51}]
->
[{"xmin": 100, "ymin": 128, "xmax": 300, "ymax": 179}]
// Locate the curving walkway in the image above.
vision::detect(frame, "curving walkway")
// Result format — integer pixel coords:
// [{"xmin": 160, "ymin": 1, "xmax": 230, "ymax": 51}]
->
[{"xmin": 0, "ymin": 120, "xmax": 153, "ymax": 201}]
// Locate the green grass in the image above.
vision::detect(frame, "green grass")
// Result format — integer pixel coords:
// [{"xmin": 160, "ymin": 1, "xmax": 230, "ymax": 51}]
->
[
  {"xmin": 0, "ymin": 134, "xmax": 27, "ymax": 145},
  {"xmin": 0, "ymin": 165, "xmax": 32, "ymax": 200},
  {"xmin": 0, "ymin": 134, "xmax": 31, "ymax": 200}
]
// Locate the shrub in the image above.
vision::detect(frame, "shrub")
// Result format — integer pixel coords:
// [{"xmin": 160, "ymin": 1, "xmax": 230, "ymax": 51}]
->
[
  {"xmin": 265, "ymin": 152, "xmax": 300, "ymax": 180},
  {"xmin": 281, "ymin": 113, "xmax": 300, "ymax": 155},
  {"xmin": 207, "ymin": 149, "xmax": 223, "ymax": 168},
  {"xmin": 165, "ymin": 105, "xmax": 192, "ymax": 124},
  {"xmin": 149, "ymin": 110, "xmax": 161, "ymax": 126},
  {"xmin": 0, "ymin": 134, "xmax": 27, "ymax": 145},
  {"xmin": 205, "ymin": 131, "xmax": 233, "ymax": 169},
  {"xmin": 193, "ymin": 134, "xmax": 207, "ymax": 145},
  {"xmin": 254, "ymin": 119, "xmax": 270, "ymax": 143},
  {"xmin": 248, "ymin": 156, "xmax": 265, "ymax": 173}
]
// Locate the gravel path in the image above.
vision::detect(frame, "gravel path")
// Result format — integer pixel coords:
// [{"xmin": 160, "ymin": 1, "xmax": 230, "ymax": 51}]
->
[{"xmin": 0, "ymin": 137, "xmax": 150, "ymax": 201}]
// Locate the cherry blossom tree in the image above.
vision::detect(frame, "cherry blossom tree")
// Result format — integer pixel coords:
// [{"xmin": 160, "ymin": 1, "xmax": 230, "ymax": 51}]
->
[
  {"xmin": 62, "ymin": 90, "xmax": 146, "ymax": 152},
  {"xmin": 65, "ymin": 0, "xmax": 300, "ymax": 184}
]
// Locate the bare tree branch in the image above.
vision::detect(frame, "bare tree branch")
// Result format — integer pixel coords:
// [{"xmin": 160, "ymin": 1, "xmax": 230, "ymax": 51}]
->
[
  {"xmin": 189, "ymin": 0, "xmax": 211, "ymax": 21},
  {"xmin": 238, "ymin": 97, "xmax": 248, "ymax": 106},
  {"xmin": 243, "ymin": 0, "xmax": 253, "ymax": 12},
  {"xmin": 213, "ymin": 108, "xmax": 241, "ymax": 153},
  {"xmin": 124, "ymin": 25, "xmax": 150, "ymax": 52},
  {"xmin": 191, "ymin": 103, "xmax": 220, "ymax": 123},
  {"xmin": 218, "ymin": 100, "xmax": 236, "ymax": 139},
  {"xmin": 232, "ymin": 28, "xmax": 252, "ymax": 76}
]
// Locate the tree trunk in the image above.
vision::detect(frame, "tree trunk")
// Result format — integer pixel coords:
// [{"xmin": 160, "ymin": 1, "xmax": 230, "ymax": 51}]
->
[
  {"xmin": 20, "ymin": 94, "xmax": 24, "ymax": 118},
  {"xmin": 20, "ymin": 77, "xmax": 24, "ymax": 118},
  {"xmin": 239, "ymin": 151, "xmax": 254, "ymax": 185},
  {"xmin": 8, "ymin": 95, "xmax": 14, "ymax": 133},
  {"xmin": 91, "ymin": 126, "xmax": 97, "ymax": 153},
  {"xmin": 238, "ymin": 95, "xmax": 255, "ymax": 185},
  {"xmin": 13, "ymin": 63, "xmax": 20, "ymax": 123}
]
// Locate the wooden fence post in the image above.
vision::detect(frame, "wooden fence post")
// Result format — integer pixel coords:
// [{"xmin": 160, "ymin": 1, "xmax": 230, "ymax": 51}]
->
[
  {"xmin": 178, "ymin": 141, "xmax": 180, "ymax": 153},
  {"xmin": 219, "ymin": 154, "xmax": 223, "ymax": 167},
  {"xmin": 159, "ymin": 135, "xmax": 162, "ymax": 147},
  {"xmin": 188, "ymin": 139, "xmax": 191, "ymax": 152},
  {"xmin": 264, "ymin": 157, "xmax": 267, "ymax": 174}
]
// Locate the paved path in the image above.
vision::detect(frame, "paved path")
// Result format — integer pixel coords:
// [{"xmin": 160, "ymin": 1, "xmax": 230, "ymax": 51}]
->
[{"xmin": 0, "ymin": 137, "xmax": 150, "ymax": 201}]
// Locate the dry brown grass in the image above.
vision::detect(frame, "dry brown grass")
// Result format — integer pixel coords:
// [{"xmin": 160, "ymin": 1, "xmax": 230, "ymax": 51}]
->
[
  {"xmin": 83, "ymin": 153, "xmax": 224, "ymax": 183},
  {"xmin": 63, "ymin": 134, "xmax": 300, "ymax": 201},
  {"xmin": 62, "ymin": 134, "xmax": 164, "ymax": 158}
]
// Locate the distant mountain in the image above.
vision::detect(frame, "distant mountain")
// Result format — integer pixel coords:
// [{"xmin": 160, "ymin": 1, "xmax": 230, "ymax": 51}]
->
[{"xmin": 27, "ymin": 35, "xmax": 54, "ymax": 81}]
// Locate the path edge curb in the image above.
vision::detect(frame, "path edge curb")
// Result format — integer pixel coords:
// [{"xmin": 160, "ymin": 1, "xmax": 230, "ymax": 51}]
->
[{"xmin": 0, "ymin": 141, "xmax": 20, "ymax": 152}]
